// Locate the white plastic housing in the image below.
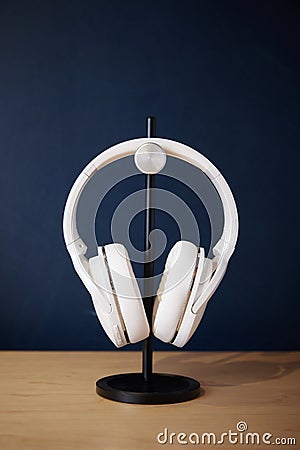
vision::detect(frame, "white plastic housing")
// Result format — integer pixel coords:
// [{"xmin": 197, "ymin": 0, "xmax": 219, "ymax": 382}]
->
[
  {"xmin": 89, "ymin": 244, "xmax": 150, "ymax": 346},
  {"xmin": 63, "ymin": 137, "xmax": 239, "ymax": 348},
  {"xmin": 153, "ymin": 241, "xmax": 200, "ymax": 343}
]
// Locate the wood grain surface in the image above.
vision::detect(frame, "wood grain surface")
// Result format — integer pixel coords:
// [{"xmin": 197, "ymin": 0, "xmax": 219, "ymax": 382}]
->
[{"xmin": 0, "ymin": 351, "xmax": 299, "ymax": 449}]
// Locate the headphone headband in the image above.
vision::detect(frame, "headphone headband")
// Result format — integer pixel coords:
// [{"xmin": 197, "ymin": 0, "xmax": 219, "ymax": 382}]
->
[{"xmin": 63, "ymin": 137, "xmax": 238, "ymax": 314}]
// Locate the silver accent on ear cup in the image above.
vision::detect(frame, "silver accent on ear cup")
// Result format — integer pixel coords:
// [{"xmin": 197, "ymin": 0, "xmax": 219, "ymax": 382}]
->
[
  {"xmin": 101, "ymin": 247, "xmax": 130, "ymax": 344},
  {"xmin": 170, "ymin": 248, "xmax": 202, "ymax": 344}
]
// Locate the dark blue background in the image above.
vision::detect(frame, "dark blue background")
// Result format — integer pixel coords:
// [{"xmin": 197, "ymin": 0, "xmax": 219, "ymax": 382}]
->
[{"xmin": 0, "ymin": 0, "xmax": 299, "ymax": 350}]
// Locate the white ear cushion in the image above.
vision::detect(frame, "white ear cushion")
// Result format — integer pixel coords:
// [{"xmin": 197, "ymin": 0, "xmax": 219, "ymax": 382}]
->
[
  {"xmin": 195, "ymin": 258, "xmax": 214, "ymax": 299},
  {"xmin": 89, "ymin": 250, "xmax": 129, "ymax": 346},
  {"xmin": 89, "ymin": 250, "xmax": 111, "ymax": 304},
  {"xmin": 103, "ymin": 243, "xmax": 150, "ymax": 343},
  {"xmin": 171, "ymin": 258, "xmax": 213, "ymax": 347},
  {"xmin": 152, "ymin": 241, "xmax": 199, "ymax": 343}
]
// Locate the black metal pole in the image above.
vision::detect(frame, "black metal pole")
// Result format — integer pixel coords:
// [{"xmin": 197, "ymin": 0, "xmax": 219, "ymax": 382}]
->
[
  {"xmin": 146, "ymin": 116, "xmax": 156, "ymax": 139},
  {"xmin": 142, "ymin": 116, "xmax": 156, "ymax": 382}
]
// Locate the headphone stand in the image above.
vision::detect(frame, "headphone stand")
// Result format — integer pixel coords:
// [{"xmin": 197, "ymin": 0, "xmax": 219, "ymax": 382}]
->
[{"xmin": 96, "ymin": 117, "xmax": 203, "ymax": 404}]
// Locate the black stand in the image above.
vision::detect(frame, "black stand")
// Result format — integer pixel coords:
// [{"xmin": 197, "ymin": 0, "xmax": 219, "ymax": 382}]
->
[{"xmin": 96, "ymin": 117, "xmax": 202, "ymax": 404}]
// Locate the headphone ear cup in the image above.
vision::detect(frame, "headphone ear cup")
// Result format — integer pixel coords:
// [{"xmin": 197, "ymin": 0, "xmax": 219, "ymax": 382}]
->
[
  {"xmin": 171, "ymin": 257, "xmax": 213, "ymax": 348},
  {"xmin": 90, "ymin": 244, "xmax": 150, "ymax": 344},
  {"xmin": 195, "ymin": 258, "xmax": 214, "ymax": 300},
  {"xmin": 152, "ymin": 241, "xmax": 200, "ymax": 343}
]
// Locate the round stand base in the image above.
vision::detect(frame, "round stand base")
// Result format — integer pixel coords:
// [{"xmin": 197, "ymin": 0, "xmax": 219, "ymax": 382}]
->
[{"xmin": 96, "ymin": 372, "xmax": 203, "ymax": 404}]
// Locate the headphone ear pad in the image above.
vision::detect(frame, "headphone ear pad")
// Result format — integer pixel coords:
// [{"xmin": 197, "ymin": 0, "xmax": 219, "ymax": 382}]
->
[
  {"xmin": 153, "ymin": 241, "xmax": 200, "ymax": 343},
  {"xmin": 171, "ymin": 257, "xmax": 213, "ymax": 347},
  {"xmin": 90, "ymin": 244, "xmax": 150, "ymax": 344}
]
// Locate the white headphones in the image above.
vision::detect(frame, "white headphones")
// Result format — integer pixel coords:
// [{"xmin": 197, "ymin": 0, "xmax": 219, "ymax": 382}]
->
[{"xmin": 63, "ymin": 137, "xmax": 238, "ymax": 348}]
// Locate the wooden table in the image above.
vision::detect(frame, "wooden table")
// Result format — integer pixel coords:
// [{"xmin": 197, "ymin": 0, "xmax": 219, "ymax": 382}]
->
[{"xmin": 0, "ymin": 352, "xmax": 299, "ymax": 449}]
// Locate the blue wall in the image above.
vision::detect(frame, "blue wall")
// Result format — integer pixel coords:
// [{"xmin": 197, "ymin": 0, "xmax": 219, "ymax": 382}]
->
[{"xmin": 0, "ymin": 0, "xmax": 299, "ymax": 350}]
